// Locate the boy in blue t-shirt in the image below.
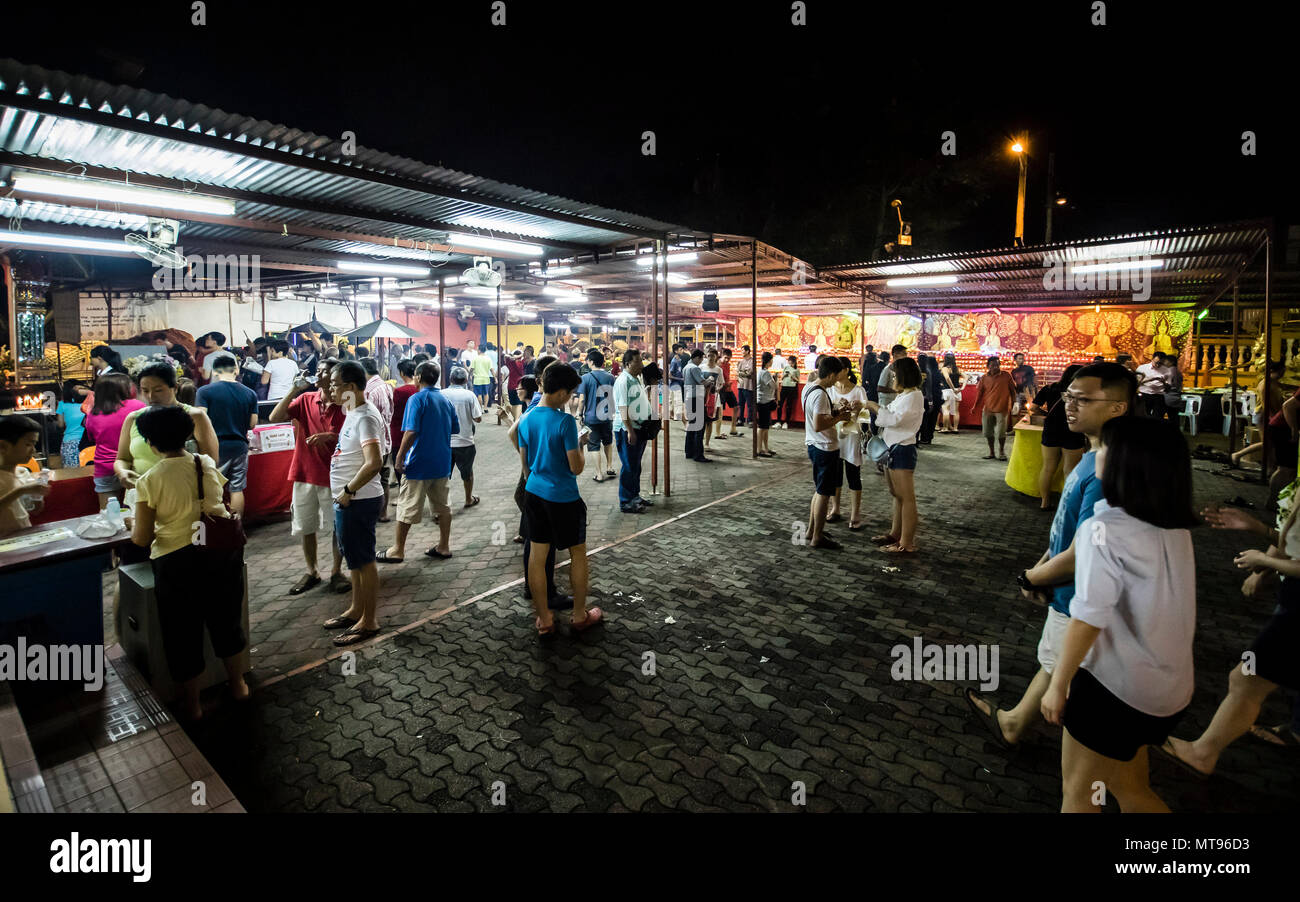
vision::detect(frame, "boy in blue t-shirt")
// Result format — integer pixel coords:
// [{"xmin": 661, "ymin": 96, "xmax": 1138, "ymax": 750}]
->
[{"xmin": 516, "ymin": 362, "xmax": 603, "ymax": 636}]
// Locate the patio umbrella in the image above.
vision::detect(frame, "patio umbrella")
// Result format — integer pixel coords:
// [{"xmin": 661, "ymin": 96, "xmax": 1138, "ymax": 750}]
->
[
  {"xmin": 343, "ymin": 317, "xmax": 423, "ymax": 342},
  {"xmin": 289, "ymin": 316, "xmax": 343, "ymax": 335}
]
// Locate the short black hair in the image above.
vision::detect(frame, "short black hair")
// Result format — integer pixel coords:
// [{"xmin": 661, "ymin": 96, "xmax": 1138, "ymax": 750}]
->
[
  {"xmin": 415, "ymin": 361, "xmax": 441, "ymax": 386},
  {"xmin": 271, "ymin": 339, "xmax": 291, "ymax": 355},
  {"xmin": 672, "ymin": 343, "xmax": 682, "ymax": 352},
  {"xmin": 334, "ymin": 360, "xmax": 368, "ymax": 392},
  {"xmin": 412, "ymin": 353, "xmax": 430, "ymax": 364},
  {"xmin": 534, "ymin": 355, "xmax": 557, "ymax": 377},
  {"xmin": 587, "ymin": 349, "xmax": 605, "ymax": 368},
  {"xmin": 518, "ymin": 375, "xmax": 539, "ymax": 399},
  {"xmin": 210, "ymin": 352, "xmax": 238, "ymax": 373},
  {"xmin": 891, "ymin": 344, "xmax": 906, "ymax": 357},
  {"xmin": 200, "ymin": 331, "xmax": 226, "ymax": 347},
  {"xmin": 1099, "ymin": 417, "xmax": 1198, "ymax": 529},
  {"xmin": 640, "ymin": 362, "xmax": 662, "ymax": 384},
  {"xmin": 690, "ymin": 348, "xmax": 704, "ymax": 361},
  {"xmin": 761, "ymin": 352, "xmax": 773, "ymax": 367},
  {"xmin": 138, "ymin": 361, "xmax": 177, "ymax": 388},
  {"xmin": 543, "ymin": 361, "xmax": 581, "ymax": 394},
  {"xmin": 893, "ymin": 356, "xmax": 923, "ymax": 389},
  {"xmin": 622, "ymin": 348, "xmax": 641, "ymax": 367},
  {"xmin": 817, "ymin": 356, "xmax": 844, "ymax": 379},
  {"xmin": 1116, "ymin": 352, "xmax": 1133, "ymax": 365},
  {"xmin": 61, "ymin": 379, "xmax": 84, "ymax": 404},
  {"xmin": 134, "ymin": 404, "xmax": 194, "ymax": 453},
  {"xmin": 1071, "ymin": 362, "xmax": 1137, "ymax": 410},
  {"xmin": 398, "ymin": 359, "xmax": 417, "ymax": 379},
  {"xmin": 359, "ymin": 356, "xmax": 380, "ymax": 377},
  {"xmin": 0, "ymin": 415, "xmax": 40, "ymax": 446}
]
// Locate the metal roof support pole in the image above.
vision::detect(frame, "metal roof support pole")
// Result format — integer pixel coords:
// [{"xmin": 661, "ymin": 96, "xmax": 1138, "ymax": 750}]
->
[
  {"xmin": 1230, "ymin": 282, "xmax": 1239, "ymax": 456},
  {"xmin": 1261, "ymin": 237, "xmax": 1273, "ymax": 485},
  {"xmin": 438, "ymin": 281, "xmax": 446, "ymax": 388},
  {"xmin": 650, "ymin": 255, "xmax": 659, "ymax": 496},
  {"xmin": 752, "ymin": 241, "xmax": 758, "ymax": 460},
  {"xmin": 661, "ymin": 237, "xmax": 671, "ymax": 498},
  {"xmin": 1192, "ymin": 309, "xmax": 1201, "ymax": 389},
  {"xmin": 495, "ymin": 286, "xmax": 503, "ymax": 411}
]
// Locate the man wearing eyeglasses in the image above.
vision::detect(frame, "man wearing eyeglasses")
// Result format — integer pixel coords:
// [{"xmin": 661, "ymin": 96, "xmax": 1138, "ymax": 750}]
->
[{"xmin": 964, "ymin": 362, "xmax": 1137, "ymax": 749}]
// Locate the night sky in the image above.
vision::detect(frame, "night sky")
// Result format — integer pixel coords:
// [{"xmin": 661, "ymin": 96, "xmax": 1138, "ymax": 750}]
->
[{"xmin": 9, "ymin": 0, "xmax": 1298, "ymax": 264}]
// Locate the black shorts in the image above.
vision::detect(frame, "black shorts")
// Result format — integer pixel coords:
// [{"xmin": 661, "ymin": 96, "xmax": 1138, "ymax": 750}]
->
[
  {"xmin": 451, "ymin": 444, "xmax": 476, "ymax": 480},
  {"xmin": 523, "ymin": 491, "xmax": 587, "ymax": 550},
  {"xmin": 1248, "ymin": 579, "xmax": 1300, "ymax": 689},
  {"xmin": 1062, "ymin": 667, "xmax": 1186, "ymax": 761},
  {"xmin": 585, "ymin": 420, "xmax": 613, "ymax": 449},
  {"xmin": 1268, "ymin": 423, "xmax": 1299, "ymax": 467},
  {"xmin": 757, "ymin": 400, "xmax": 776, "ymax": 429},
  {"xmin": 152, "ymin": 544, "xmax": 246, "ymax": 683},
  {"xmin": 508, "ymin": 388, "xmax": 521, "ymax": 406},
  {"xmin": 721, "ymin": 389, "xmax": 738, "ymax": 408},
  {"xmin": 807, "ymin": 445, "xmax": 842, "ymax": 496}
]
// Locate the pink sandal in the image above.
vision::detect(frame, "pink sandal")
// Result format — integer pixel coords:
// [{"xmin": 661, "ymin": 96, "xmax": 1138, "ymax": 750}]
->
[{"xmin": 571, "ymin": 606, "xmax": 604, "ymax": 631}]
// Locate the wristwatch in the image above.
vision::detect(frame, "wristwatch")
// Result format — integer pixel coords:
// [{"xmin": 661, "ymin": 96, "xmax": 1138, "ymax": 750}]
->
[
  {"xmin": 1015, "ymin": 570, "xmax": 1037, "ymax": 591},
  {"xmin": 343, "ymin": 485, "xmax": 357, "ymax": 496}
]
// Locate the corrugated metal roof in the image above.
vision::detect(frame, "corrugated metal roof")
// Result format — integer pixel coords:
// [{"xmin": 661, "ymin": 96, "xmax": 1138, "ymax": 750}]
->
[{"xmin": 0, "ymin": 57, "xmax": 705, "ymax": 258}]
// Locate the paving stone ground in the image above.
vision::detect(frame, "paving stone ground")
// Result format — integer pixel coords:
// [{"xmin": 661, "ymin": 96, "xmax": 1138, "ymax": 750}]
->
[{"xmin": 161, "ymin": 419, "xmax": 1299, "ymax": 812}]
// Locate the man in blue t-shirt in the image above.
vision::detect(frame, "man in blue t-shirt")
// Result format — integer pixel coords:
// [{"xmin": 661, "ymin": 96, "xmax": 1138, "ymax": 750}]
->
[
  {"xmin": 194, "ymin": 352, "xmax": 259, "ymax": 515},
  {"xmin": 964, "ymin": 362, "xmax": 1135, "ymax": 748},
  {"xmin": 578, "ymin": 349, "xmax": 617, "ymax": 483},
  {"xmin": 516, "ymin": 361, "xmax": 603, "ymax": 636},
  {"xmin": 381, "ymin": 361, "xmax": 458, "ymax": 563}
]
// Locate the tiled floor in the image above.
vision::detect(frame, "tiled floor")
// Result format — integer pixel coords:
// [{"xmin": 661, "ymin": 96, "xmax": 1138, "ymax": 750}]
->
[{"xmin": 7, "ymin": 646, "xmax": 242, "ymax": 813}]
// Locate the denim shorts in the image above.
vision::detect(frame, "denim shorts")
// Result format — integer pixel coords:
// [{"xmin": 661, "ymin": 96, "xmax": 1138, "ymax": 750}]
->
[
  {"xmin": 93, "ymin": 473, "xmax": 120, "ymax": 494},
  {"xmin": 888, "ymin": 443, "xmax": 918, "ymax": 470},
  {"xmin": 219, "ymin": 443, "xmax": 250, "ymax": 493},
  {"xmin": 585, "ymin": 420, "xmax": 613, "ymax": 449},
  {"xmin": 807, "ymin": 445, "xmax": 842, "ymax": 496},
  {"xmin": 334, "ymin": 496, "xmax": 383, "ymax": 569}
]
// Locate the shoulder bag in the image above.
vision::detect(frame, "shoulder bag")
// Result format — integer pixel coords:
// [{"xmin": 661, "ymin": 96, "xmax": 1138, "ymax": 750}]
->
[{"xmin": 195, "ymin": 455, "xmax": 246, "ymax": 551}]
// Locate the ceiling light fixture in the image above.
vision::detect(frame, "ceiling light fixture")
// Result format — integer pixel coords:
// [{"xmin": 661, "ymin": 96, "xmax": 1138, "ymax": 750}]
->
[
  {"xmin": 11, "ymin": 172, "xmax": 236, "ymax": 216},
  {"xmin": 336, "ymin": 260, "xmax": 431, "ymax": 277},
  {"xmin": 885, "ymin": 275, "xmax": 959, "ymax": 288},
  {"xmin": 0, "ymin": 230, "xmax": 135, "ymax": 254},
  {"xmin": 445, "ymin": 232, "xmax": 544, "ymax": 257}
]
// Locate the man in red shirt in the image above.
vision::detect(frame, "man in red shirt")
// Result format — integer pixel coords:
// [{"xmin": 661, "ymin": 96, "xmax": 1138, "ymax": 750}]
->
[
  {"xmin": 269, "ymin": 361, "xmax": 349, "ymax": 594},
  {"xmin": 503, "ymin": 348, "xmax": 527, "ymax": 421},
  {"xmin": 974, "ymin": 356, "xmax": 1017, "ymax": 461},
  {"xmin": 391, "ymin": 359, "xmax": 419, "ymax": 484}
]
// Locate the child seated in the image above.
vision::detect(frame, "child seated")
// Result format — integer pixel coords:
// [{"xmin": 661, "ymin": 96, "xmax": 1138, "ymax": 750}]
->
[{"xmin": 0, "ymin": 416, "xmax": 48, "ymax": 536}]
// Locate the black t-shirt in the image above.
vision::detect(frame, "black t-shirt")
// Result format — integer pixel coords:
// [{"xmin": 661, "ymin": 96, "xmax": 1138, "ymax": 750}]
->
[{"xmin": 195, "ymin": 379, "xmax": 259, "ymax": 445}]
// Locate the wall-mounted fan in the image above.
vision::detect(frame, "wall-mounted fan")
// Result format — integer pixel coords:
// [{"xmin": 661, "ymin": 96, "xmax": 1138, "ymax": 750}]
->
[
  {"xmin": 125, "ymin": 218, "xmax": 186, "ymax": 268},
  {"xmin": 461, "ymin": 255, "xmax": 503, "ymax": 288}
]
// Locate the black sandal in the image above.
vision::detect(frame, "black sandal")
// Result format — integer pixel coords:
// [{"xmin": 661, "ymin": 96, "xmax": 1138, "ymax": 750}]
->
[
  {"xmin": 289, "ymin": 573, "xmax": 322, "ymax": 595},
  {"xmin": 425, "ymin": 547, "xmax": 453, "ymax": 559},
  {"xmin": 963, "ymin": 688, "xmax": 1012, "ymax": 749},
  {"xmin": 332, "ymin": 627, "xmax": 381, "ymax": 647},
  {"xmin": 323, "ymin": 616, "xmax": 359, "ymax": 631}
]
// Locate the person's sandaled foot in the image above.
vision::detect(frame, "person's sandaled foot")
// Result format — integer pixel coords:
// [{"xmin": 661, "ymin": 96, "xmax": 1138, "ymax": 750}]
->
[
  {"xmin": 1152, "ymin": 738, "xmax": 1212, "ymax": 779},
  {"xmin": 230, "ymin": 680, "xmax": 252, "ymax": 703},
  {"xmin": 536, "ymin": 615, "xmax": 556, "ymax": 636},
  {"xmin": 571, "ymin": 606, "xmax": 604, "ymax": 631},
  {"xmin": 1248, "ymin": 723, "xmax": 1300, "ymax": 748},
  {"xmin": 871, "ymin": 533, "xmax": 898, "ymax": 546},
  {"xmin": 323, "ymin": 615, "xmax": 359, "ymax": 631},
  {"xmin": 882, "ymin": 543, "xmax": 918, "ymax": 553},
  {"xmin": 332, "ymin": 626, "xmax": 381, "ymax": 647},
  {"xmin": 425, "ymin": 547, "xmax": 453, "ymax": 559},
  {"xmin": 810, "ymin": 536, "xmax": 842, "ymax": 550},
  {"xmin": 605, "ymin": 469, "xmax": 616, "ymax": 477},
  {"xmin": 964, "ymin": 688, "xmax": 1013, "ymax": 748},
  {"xmin": 376, "ymin": 548, "xmax": 405, "ymax": 563},
  {"xmin": 464, "ymin": 495, "xmax": 480, "ymax": 509},
  {"xmin": 289, "ymin": 573, "xmax": 322, "ymax": 595},
  {"xmin": 983, "ymin": 453, "xmax": 996, "ymax": 459},
  {"xmin": 329, "ymin": 573, "xmax": 351, "ymax": 593},
  {"xmin": 848, "ymin": 520, "xmax": 865, "ymax": 530},
  {"xmin": 512, "ymin": 534, "xmax": 524, "ymax": 544},
  {"xmin": 826, "ymin": 512, "xmax": 843, "ymax": 523},
  {"xmin": 998, "ymin": 454, "xmax": 1008, "ymax": 461}
]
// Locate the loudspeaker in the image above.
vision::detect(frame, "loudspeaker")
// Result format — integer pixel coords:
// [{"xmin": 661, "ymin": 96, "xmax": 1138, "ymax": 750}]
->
[{"xmin": 702, "ymin": 291, "xmax": 719, "ymax": 312}]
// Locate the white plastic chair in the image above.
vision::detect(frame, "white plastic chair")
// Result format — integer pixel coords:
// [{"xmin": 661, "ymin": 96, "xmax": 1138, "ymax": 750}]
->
[
  {"xmin": 1222, "ymin": 391, "xmax": 1257, "ymax": 436},
  {"xmin": 1180, "ymin": 394, "xmax": 1202, "ymax": 435}
]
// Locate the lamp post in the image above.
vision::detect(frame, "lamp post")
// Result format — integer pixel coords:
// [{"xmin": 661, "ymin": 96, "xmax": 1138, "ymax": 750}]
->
[{"xmin": 1011, "ymin": 139, "xmax": 1027, "ymax": 246}]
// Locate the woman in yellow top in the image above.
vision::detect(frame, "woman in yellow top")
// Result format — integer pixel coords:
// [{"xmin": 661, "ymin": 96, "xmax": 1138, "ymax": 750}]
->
[{"xmin": 115, "ymin": 361, "xmax": 219, "ymax": 495}]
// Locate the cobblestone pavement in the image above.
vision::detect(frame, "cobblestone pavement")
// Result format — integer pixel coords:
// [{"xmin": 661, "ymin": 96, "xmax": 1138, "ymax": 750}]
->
[{"xmin": 171, "ymin": 421, "xmax": 1299, "ymax": 812}]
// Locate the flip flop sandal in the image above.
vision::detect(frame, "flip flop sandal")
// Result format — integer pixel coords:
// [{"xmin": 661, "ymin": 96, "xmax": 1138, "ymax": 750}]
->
[
  {"xmin": 871, "ymin": 534, "xmax": 899, "ymax": 546},
  {"xmin": 322, "ymin": 616, "xmax": 359, "ymax": 631},
  {"xmin": 826, "ymin": 513, "xmax": 844, "ymax": 523},
  {"xmin": 983, "ymin": 454, "xmax": 997, "ymax": 459},
  {"xmin": 464, "ymin": 496, "xmax": 481, "ymax": 508},
  {"xmin": 329, "ymin": 574, "xmax": 352, "ymax": 593},
  {"xmin": 571, "ymin": 606, "xmax": 604, "ymax": 631},
  {"xmin": 848, "ymin": 521, "xmax": 865, "ymax": 530},
  {"xmin": 536, "ymin": 616, "xmax": 556, "ymax": 637},
  {"xmin": 289, "ymin": 573, "xmax": 322, "ymax": 595},
  {"xmin": 594, "ymin": 475, "xmax": 606, "ymax": 482},
  {"xmin": 1248, "ymin": 723, "xmax": 1300, "ymax": 748},
  {"xmin": 1152, "ymin": 739, "xmax": 1212, "ymax": 780},
  {"xmin": 512, "ymin": 535, "xmax": 524, "ymax": 544},
  {"xmin": 882, "ymin": 544, "xmax": 918, "ymax": 553},
  {"xmin": 424, "ymin": 548, "xmax": 453, "ymax": 559},
  {"xmin": 605, "ymin": 469, "xmax": 616, "ymax": 476},
  {"xmin": 963, "ymin": 688, "xmax": 1012, "ymax": 749},
  {"xmin": 332, "ymin": 627, "xmax": 381, "ymax": 647},
  {"xmin": 375, "ymin": 553, "xmax": 405, "ymax": 563}
]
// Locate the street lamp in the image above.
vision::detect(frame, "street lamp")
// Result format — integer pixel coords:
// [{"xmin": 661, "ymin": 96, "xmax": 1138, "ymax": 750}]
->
[{"xmin": 1010, "ymin": 138, "xmax": 1028, "ymax": 246}]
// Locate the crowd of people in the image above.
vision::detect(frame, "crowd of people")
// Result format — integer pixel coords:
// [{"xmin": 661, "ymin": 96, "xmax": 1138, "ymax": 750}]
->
[{"xmin": 4, "ymin": 328, "xmax": 1295, "ymax": 814}]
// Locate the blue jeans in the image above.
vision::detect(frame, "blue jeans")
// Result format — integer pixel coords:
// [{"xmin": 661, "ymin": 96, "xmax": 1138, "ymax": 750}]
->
[
  {"xmin": 737, "ymin": 388, "xmax": 755, "ymax": 425},
  {"xmin": 615, "ymin": 429, "xmax": 647, "ymax": 505}
]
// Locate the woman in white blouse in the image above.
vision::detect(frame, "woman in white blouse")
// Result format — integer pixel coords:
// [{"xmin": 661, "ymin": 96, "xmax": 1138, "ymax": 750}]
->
[
  {"xmin": 1040, "ymin": 416, "xmax": 1198, "ymax": 813},
  {"xmin": 828, "ymin": 358, "xmax": 869, "ymax": 530},
  {"xmin": 862, "ymin": 356, "xmax": 925, "ymax": 553}
]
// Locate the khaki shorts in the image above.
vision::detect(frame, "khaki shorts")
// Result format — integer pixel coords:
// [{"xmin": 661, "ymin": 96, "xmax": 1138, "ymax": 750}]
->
[
  {"xmin": 290, "ymin": 482, "xmax": 334, "ymax": 537},
  {"xmin": 396, "ymin": 477, "xmax": 450, "ymax": 524}
]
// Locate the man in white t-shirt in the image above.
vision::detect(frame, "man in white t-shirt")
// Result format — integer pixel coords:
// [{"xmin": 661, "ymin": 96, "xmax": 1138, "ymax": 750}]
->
[
  {"xmin": 325, "ymin": 360, "xmax": 386, "ymax": 647},
  {"xmin": 443, "ymin": 366, "xmax": 484, "ymax": 508},
  {"xmin": 802, "ymin": 356, "xmax": 852, "ymax": 550},
  {"xmin": 460, "ymin": 340, "xmax": 478, "ymax": 371},
  {"xmin": 262, "ymin": 339, "xmax": 299, "ymax": 401},
  {"xmin": 1136, "ymin": 352, "xmax": 1170, "ymax": 419},
  {"xmin": 804, "ymin": 345, "xmax": 821, "ymax": 374}
]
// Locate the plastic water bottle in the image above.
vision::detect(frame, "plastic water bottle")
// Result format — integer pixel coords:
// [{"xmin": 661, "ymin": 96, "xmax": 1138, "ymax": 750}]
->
[{"xmin": 105, "ymin": 497, "xmax": 125, "ymax": 532}]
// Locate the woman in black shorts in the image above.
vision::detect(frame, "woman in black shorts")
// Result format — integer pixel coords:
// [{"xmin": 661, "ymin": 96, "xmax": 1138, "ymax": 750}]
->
[
  {"xmin": 1034, "ymin": 364, "xmax": 1085, "ymax": 511},
  {"xmin": 1040, "ymin": 417, "xmax": 1198, "ymax": 812}
]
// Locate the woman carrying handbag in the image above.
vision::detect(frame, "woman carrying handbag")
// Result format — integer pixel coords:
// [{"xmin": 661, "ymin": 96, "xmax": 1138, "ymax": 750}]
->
[{"xmin": 130, "ymin": 405, "xmax": 249, "ymax": 721}]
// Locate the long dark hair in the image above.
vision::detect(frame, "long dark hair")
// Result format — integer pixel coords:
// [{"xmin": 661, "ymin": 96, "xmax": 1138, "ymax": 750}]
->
[
  {"xmin": 90, "ymin": 373, "xmax": 133, "ymax": 416},
  {"xmin": 91, "ymin": 345, "xmax": 125, "ymax": 373},
  {"xmin": 1099, "ymin": 417, "xmax": 1198, "ymax": 529},
  {"xmin": 942, "ymin": 352, "xmax": 962, "ymax": 384}
]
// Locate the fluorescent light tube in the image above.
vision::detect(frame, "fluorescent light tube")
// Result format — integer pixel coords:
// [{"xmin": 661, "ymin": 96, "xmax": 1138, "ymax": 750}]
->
[
  {"xmin": 446, "ymin": 232, "xmax": 544, "ymax": 257},
  {"xmin": 12, "ymin": 172, "xmax": 235, "ymax": 216}
]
